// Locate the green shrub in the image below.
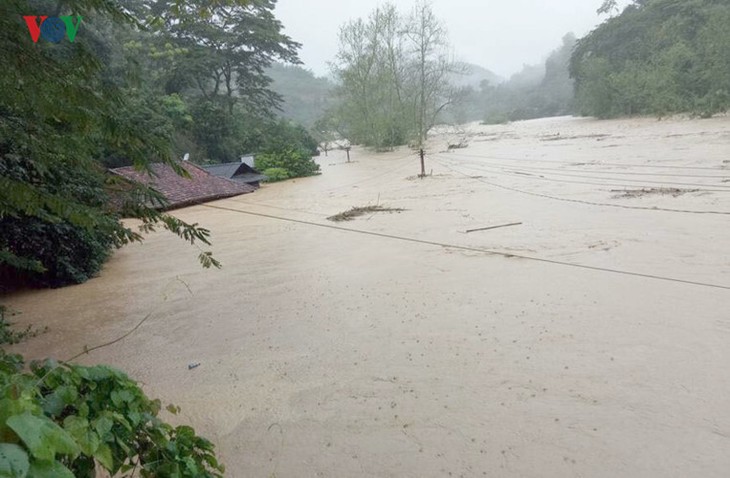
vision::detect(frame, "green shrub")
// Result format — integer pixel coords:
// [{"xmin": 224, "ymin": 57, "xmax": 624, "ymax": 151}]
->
[
  {"xmin": 0, "ymin": 217, "xmax": 115, "ymax": 289},
  {"xmin": 0, "ymin": 156, "xmax": 118, "ymax": 290},
  {"xmin": 0, "ymin": 352, "xmax": 224, "ymax": 477},
  {"xmin": 260, "ymin": 120, "xmax": 319, "ymax": 156},
  {"xmin": 262, "ymin": 167, "xmax": 290, "ymax": 182},
  {"xmin": 255, "ymin": 148, "xmax": 320, "ymax": 179}
]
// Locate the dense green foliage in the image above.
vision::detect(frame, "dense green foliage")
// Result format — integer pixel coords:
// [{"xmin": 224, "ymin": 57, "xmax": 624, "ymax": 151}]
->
[
  {"xmin": 0, "ymin": 2, "xmax": 290, "ymax": 472},
  {"xmin": 0, "ymin": 0, "xmax": 225, "ymax": 289},
  {"xmin": 256, "ymin": 149, "xmax": 320, "ymax": 180},
  {"xmin": 571, "ymin": 0, "xmax": 730, "ymax": 118},
  {"xmin": 128, "ymin": 0, "xmax": 318, "ymax": 163},
  {"xmin": 0, "ymin": 351, "xmax": 224, "ymax": 477},
  {"xmin": 0, "ymin": 0, "xmax": 317, "ymax": 289},
  {"xmin": 0, "ymin": 156, "xmax": 118, "ymax": 288},
  {"xmin": 261, "ymin": 167, "xmax": 290, "ymax": 182},
  {"xmin": 258, "ymin": 120, "xmax": 319, "ymax": 157}
]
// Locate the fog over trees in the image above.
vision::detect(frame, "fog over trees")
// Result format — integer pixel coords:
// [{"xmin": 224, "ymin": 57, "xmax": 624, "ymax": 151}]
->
[
  {"xmin": 2, "ymin": 1, "xmax": 729, "ymax": 475},
  {"xmin": 277, "ymin": 0, "xmax": 728, "ymax": 146},
  {"xmin": 322, "ymin": 2, "xmax": 461, "ymax": 150}
]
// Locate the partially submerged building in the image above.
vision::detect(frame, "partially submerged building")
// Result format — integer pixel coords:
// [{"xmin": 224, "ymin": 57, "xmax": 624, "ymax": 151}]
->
[{"xmin": 111, "ymin": 161, "xmax": 255, "ymax": 210}]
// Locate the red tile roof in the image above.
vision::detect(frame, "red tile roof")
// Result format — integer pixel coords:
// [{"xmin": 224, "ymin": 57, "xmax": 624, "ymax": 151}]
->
[{"xmin": 111, "ymin": 162, "xmax": 255, "ymax": 209}]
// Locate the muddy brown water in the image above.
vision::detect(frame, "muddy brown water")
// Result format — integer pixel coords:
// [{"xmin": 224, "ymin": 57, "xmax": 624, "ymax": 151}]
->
[{"xmin": 6, "ymin": 116, "xmax": 730, "ymax": 477}]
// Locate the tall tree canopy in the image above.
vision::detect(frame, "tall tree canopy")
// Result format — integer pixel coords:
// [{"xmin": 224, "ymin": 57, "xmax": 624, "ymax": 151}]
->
[
  {"xmin": 571, "ymin": 0, "xmax": 730, "ymax": 118},
  {"xmin": 0, "ymin": 0, "xmax": 309, "ymax": 289},
  {"xmin": 147, "ymin": 0, "xmax": 300, "ymax": 115},
  {"xmin": 330, "ymin": 1, "xmax": 460, "ymax": 150}
]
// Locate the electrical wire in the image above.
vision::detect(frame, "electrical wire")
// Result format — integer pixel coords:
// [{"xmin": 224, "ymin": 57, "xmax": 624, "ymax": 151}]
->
[
  {"xmin": 435, "ymin": 157, "xmax": 730, "ymax": 192},
  {"xmin": 322, "ymin": 150, "xmax": 418, "ymax": 192},
  {"xmin": 445, "ymin": 150, "xmax": 730, "ymax": 171},
  {"xmin": 432, "ymin": 157, "xmax": 730, "ymax": 216},
  {"xmin": 200, "ymin": 203, "xmax": 730, "ymax": 291},
  {"xmin": 228, "ymin": 198, "xmax": 329, "ymax": 218},
  {"xmin": 442, "ymin": 156, "xmax": 730, "ymax": 179}
]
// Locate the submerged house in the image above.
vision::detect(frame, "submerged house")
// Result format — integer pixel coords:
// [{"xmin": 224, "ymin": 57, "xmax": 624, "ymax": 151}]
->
[
  {"xmin": 111, "ymin": 161, "xmax": 255, "ymax": 210},
  {"xmin": 202, "ymin": 156, "xmax": 268, "ymax": 189}
]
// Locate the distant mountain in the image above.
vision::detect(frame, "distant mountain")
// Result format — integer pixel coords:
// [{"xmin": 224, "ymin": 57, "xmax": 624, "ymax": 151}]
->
[
  {"xmin": 266, "ymin": 63, "xmax": 334, "ymax": 127},
  {"xmin": 451, "ymin": 63, "xmax": 503, "ymax": 89}
]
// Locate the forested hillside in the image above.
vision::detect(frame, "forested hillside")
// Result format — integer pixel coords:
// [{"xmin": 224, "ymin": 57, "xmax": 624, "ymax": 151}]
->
[
  {"xmin": 571, "ymin": 0, "xmax": 730, "ymax": 118},
  {"xmin": 267, "ymin": 63, "xmax": 333, "ymax": 127}
]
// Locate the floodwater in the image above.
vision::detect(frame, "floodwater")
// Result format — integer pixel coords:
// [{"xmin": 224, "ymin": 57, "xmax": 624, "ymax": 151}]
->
[{"xmin": 7, "ymin": 116, "xmax": 730, "ymax": 477}]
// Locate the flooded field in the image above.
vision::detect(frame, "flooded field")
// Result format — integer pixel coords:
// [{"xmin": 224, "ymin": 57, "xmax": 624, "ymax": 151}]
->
[{"xmin": 7, "ymin": 116, "xmax": 730, "ymax": 477}]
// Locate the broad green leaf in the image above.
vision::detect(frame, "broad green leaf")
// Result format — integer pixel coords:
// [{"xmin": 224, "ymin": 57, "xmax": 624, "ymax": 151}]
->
[
  {"xmin": 93, "ymin": 443, "xmax": 114, "ymax": 471},
  {"xmin": 84, "ymin": 366, "xmax": 116, "ymax": 381},
  {"xmin": 6, "ymin": 413, "xmax": 79, "ymax": 462},
  {"xmin": 26, "ymin": 459, "xmax": 74, "ymax": 478},
  {"xmin": 63, "ymin": 417, "xmax": 100, "ymax": 455},
  {"xmin": 92, "ymin": 416, "xmax": 114, "ymax": 440},
  {"xmin": 183, "ymin": 456, "xmax": 198, "ymax": 474},
  {"xmin": 110, "ymin": 389, "xmax": 134, "ymax": 407},
  {"xmin": 0, "ymin": 443, "xmax": 29, "ymax": 478},
  {"xmin": 42, "ymin": 385, "xmax": 78, "ymax": 417},
  {"xmin": 110, "ymin": 412, "xmax": 131, "ymax": 432},
  {"xmin": 0, "ymin": 398, "xmax": 39, "ymax": 440}
]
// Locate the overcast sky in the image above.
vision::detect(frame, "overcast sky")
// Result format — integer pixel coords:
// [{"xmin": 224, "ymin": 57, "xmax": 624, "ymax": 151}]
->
[{"xmin": 274, "ymin": 0, "xmax": 618, "ymax": 79}]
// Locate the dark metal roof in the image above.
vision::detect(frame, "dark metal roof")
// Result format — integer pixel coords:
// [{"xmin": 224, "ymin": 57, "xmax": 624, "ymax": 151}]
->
[
  {"xmin": 202, "ymin": 163, "xmax": 242, "ymax": 179},
  {"xmin": 231, "ymin": 173, "xmax": 268, "ymax": 183},
  {"xmin": 202, "ymin": 162, "xmax": 268, "ymax": 185}
]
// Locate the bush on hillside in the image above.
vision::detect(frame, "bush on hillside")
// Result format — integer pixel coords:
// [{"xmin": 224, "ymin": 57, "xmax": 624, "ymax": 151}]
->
[
  {"xmin": 262, "ymin": 167, "xmax": 290, "ymax": 182},
  {"xmin": 255, "ymin": 148, "xmax": 320, "ymax": 180},
  {"xmin": 571, "ymin": 0, "xmax": 730, "ymax": 118}
]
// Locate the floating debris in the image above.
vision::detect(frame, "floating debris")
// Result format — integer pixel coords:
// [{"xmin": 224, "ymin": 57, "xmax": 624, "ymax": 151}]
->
[{"xmin": 327, "ymin": 205, "xmax": 405, "ymax": 222}]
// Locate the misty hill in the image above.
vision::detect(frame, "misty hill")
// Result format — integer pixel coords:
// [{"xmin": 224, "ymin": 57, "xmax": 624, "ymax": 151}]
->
[
  {"xmin": 266, "ymin": 63, "xmax": 334, "ymax": 127},
  {"xmin": 446, "ymin": 33, "xmax": 576, "ymax": 124},
  {"xmin": 451, "ymin": 62, "xmax": 502, "ymax": 88}
]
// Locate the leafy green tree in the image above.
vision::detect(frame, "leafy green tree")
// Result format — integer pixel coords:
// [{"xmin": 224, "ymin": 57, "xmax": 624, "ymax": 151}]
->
[
  {"xmin": 148, "ymin": 0, "xmax": 300, "ymax": 116},
  {"xmin": 333, "ymin": 4, "xmax": 411, "ymax": 150},
  {"xmin": 118, "ymin": 0, "xmax": 317, "ymax": 164},
  {"xmin": 331, "ymin": 2, "xmax": 461, "ymax": 150},
  {"xmin": 0, "ymin": 0, "xmax": 223, "ymax": 290},
  {"xmin": 571, "ymin": 0, "xmax": 730, "ymax": 118},
  {"xmin": 406, "ymin": 1, "xmax": 461, "ymax": 148},
  {"xmin": 0, "ymin": 0, "xmax": 267, "ymax": 472},
  {"xmin": 261, "ymin": 167, "xmax": 290, "ymax": 182},
  {"xmin": 255, "ymin": 148, "xmax": 320, "ymax": 179}
]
